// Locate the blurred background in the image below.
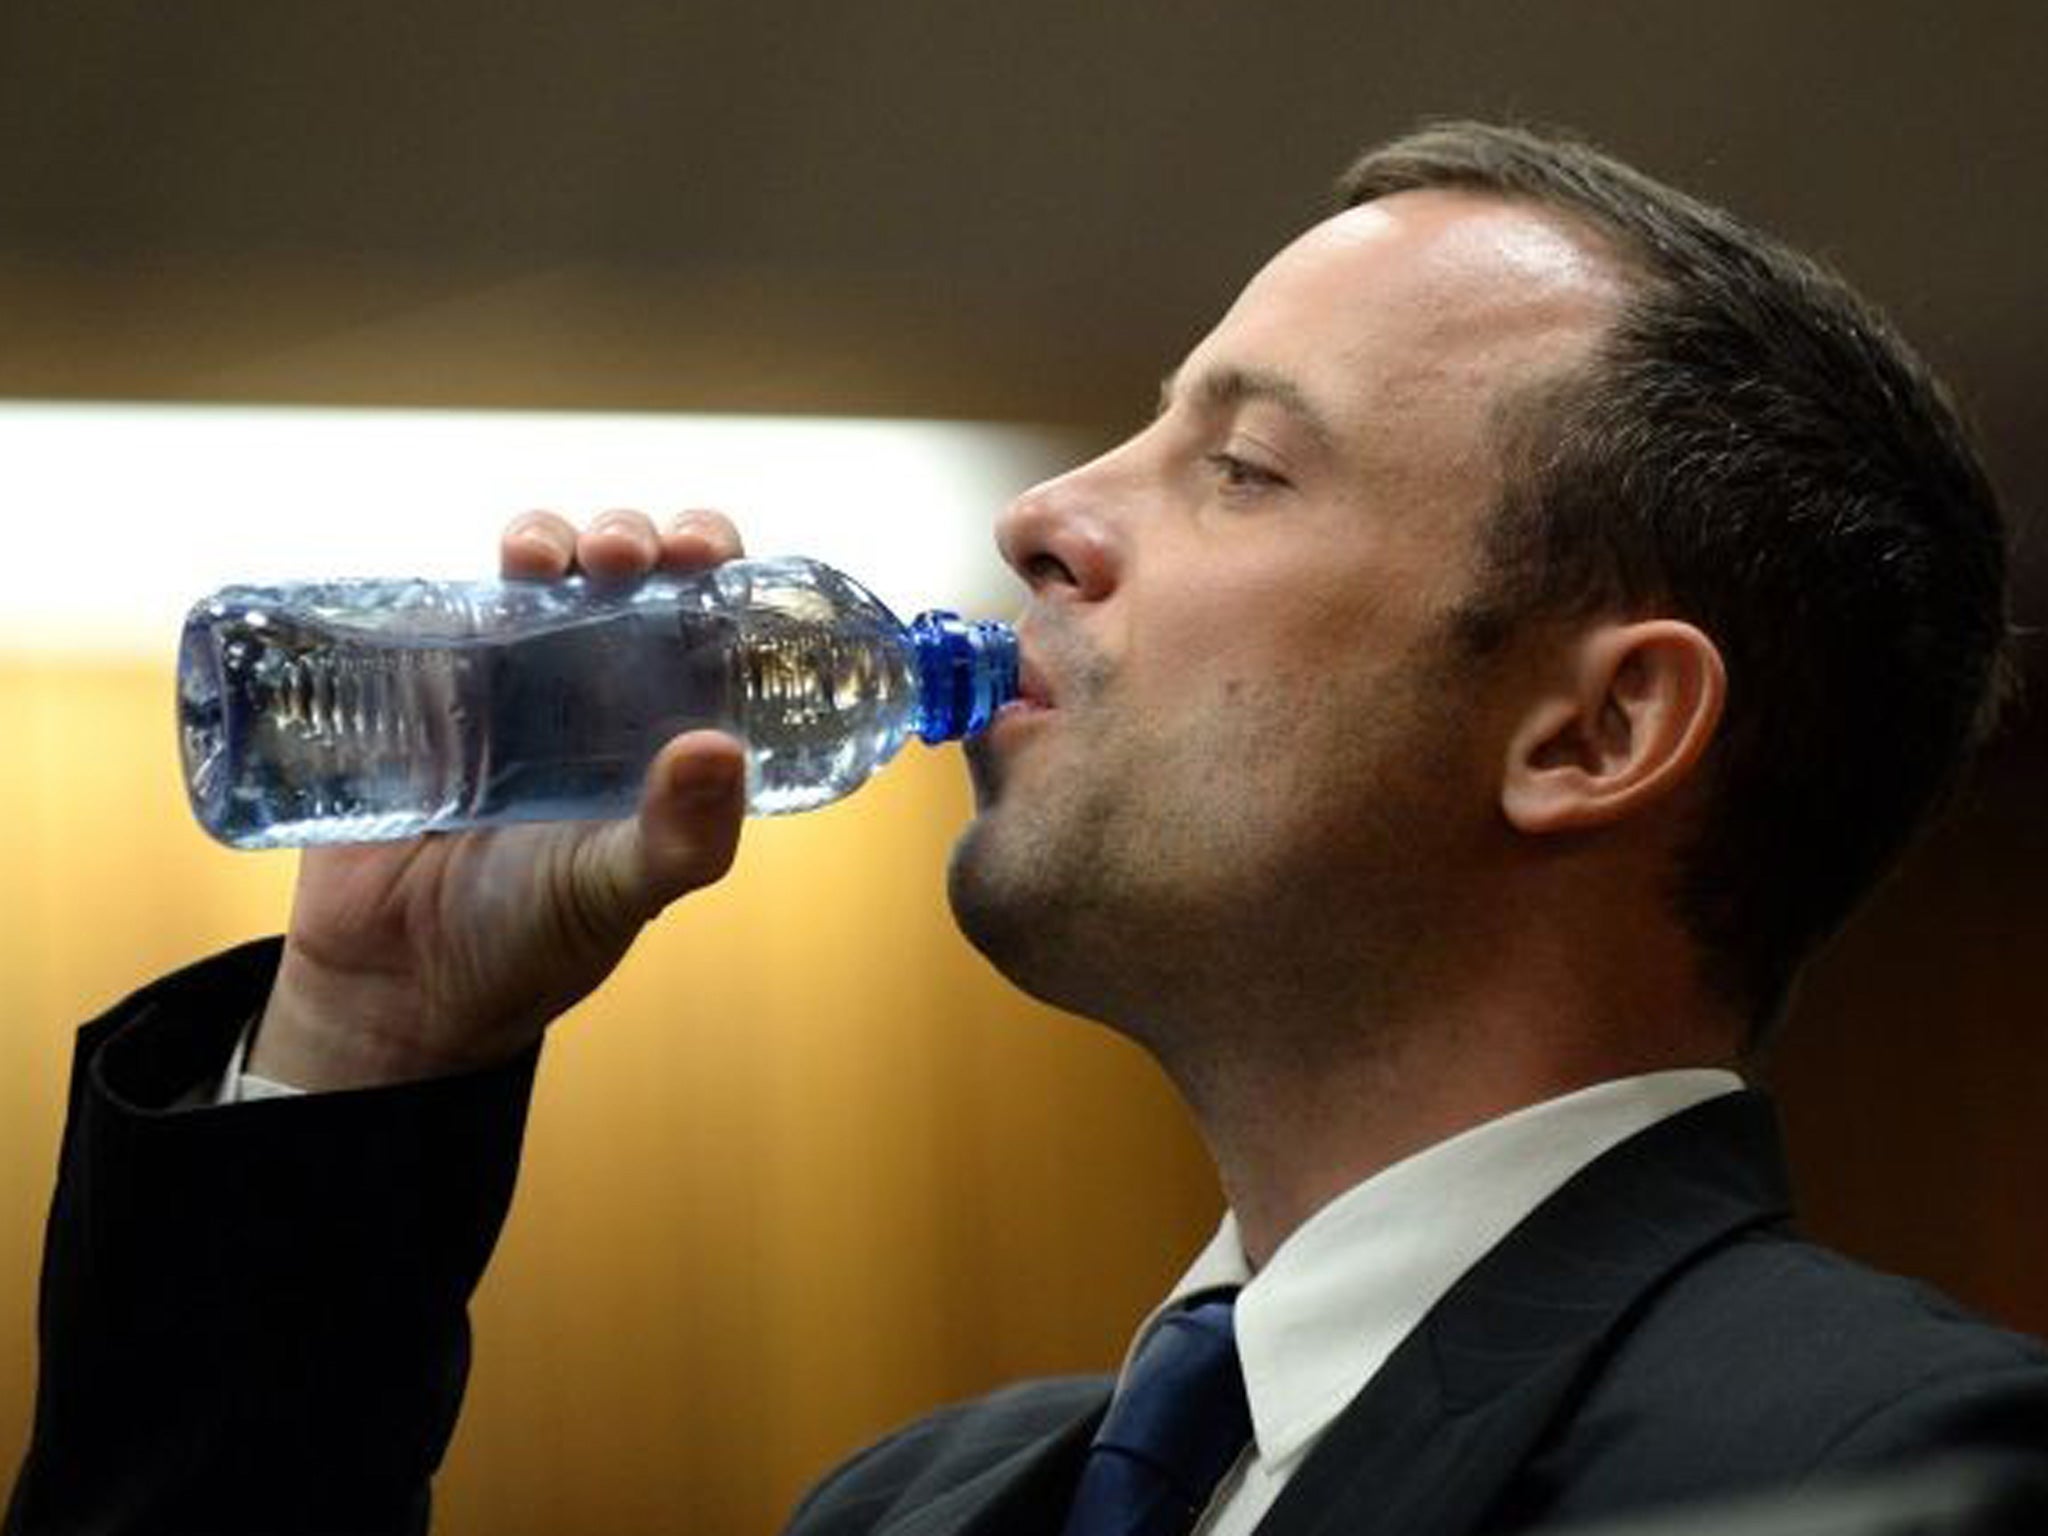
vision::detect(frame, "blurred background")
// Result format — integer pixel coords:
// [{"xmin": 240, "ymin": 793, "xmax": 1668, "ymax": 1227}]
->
[{"xmin": 3, "ymin": 2, "xmax": 2045, "ymax": 1531}]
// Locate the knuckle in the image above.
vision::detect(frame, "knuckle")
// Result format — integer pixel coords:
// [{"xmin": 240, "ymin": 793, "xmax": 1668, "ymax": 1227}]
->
[
  {"xmin": 508, "ymin": 510, "xmax": 571, "ymax": 543},
  {"xmin": 592, "ymin": 508, "xmax": 654, "ymax": 536}
]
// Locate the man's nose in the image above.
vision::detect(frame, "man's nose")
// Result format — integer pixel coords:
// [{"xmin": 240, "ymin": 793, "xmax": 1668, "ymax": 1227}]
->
[{"xmin": 995, "ymin": 459, "xmax": 1121, "ymax": 603}]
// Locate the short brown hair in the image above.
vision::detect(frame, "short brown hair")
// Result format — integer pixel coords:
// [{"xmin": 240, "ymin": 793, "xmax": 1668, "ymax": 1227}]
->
[{"xmin": 1338, "ymin": 121, "xmax": 2014, "ymax": 1028}]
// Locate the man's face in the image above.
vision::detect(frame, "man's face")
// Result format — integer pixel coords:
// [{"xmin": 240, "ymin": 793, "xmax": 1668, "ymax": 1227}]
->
[{"xmin": 949, "ymin": 190, "xmax": 1620, "ymax": 1036}]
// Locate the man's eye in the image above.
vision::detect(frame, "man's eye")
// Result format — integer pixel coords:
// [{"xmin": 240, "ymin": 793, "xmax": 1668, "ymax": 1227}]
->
[{"xmin": 1203, "ymin": 452, "xmax": 1289, "ymax": 491}]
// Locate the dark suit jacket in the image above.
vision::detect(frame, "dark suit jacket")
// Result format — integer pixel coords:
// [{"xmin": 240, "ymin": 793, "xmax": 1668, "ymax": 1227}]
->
[
  {"xmin": 7, "ymin": 940, "xmax": 2047, "ymax": 1535},
  {"xmin": 784, "ymin": 1089, "xmax": 2048, "ymax": 1536}
]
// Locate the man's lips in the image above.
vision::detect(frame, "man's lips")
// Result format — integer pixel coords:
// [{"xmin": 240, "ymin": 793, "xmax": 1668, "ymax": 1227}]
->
[
  {"xmin": 1015, "ymin": 656, "xmax": 1055, "ymax": 710},
  {"xmin": 987, "ymin": 654, "xmax": 1056, "ymax": 734}
]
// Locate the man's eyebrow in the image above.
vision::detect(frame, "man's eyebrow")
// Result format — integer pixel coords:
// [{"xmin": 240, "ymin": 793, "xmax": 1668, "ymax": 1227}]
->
[{"xmin": 1155, "ymin": 366, "xmax": 1339, "ymax": 455}]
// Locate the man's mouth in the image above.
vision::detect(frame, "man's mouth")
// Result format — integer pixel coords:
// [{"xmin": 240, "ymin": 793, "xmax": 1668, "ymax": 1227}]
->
[
  {"xmin": 986, "ymin": 653, "xmax": 1055, "ymax": 735},
  {"xmin": 1016, "ymin": 655, "xmax": 1054, "ymax": 710}
]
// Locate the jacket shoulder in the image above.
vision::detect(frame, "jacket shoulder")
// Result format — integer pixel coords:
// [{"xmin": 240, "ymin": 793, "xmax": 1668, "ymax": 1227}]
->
[
  {"xmin": 783, "ymin": 1375, "xmax": 1107, "ymax": 1536},
  {"xmin": 1512, "ymin": 1227, "xmax": 2048, "ymax": 1525}
]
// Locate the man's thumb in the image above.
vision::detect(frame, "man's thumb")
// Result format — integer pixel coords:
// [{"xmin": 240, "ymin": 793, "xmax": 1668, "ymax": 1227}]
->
[{"xmin": 630, "ymin": 732, "xmax": 747, "ymax": 914}]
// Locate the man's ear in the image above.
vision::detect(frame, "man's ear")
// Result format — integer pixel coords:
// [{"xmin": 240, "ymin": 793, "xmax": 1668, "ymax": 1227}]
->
[{"xmin": 1501, "ymin": 620, "xmax": 1726, "ymax": 835}]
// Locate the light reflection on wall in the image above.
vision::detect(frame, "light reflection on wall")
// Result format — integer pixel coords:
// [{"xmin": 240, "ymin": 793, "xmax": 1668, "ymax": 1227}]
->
[{"xmin": 0, "ymin": 402, "xmax": 1072, "ymax": 655}]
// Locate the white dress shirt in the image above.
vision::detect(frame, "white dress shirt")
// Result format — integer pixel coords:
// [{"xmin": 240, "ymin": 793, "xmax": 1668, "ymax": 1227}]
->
[
  {"xmin": 204, "ymin": 1017, "xmax": 301, "ymax": 1105},
  {"xmin": 1110, "ymin": 1070, "xmax": 1745, "ymax": 1536}
]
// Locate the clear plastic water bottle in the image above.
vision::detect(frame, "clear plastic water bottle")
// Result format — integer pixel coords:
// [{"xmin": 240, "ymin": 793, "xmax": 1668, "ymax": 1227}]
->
[{"xmin": 177, "ymin": 557, "xmax": 1017, "ymax": 849}]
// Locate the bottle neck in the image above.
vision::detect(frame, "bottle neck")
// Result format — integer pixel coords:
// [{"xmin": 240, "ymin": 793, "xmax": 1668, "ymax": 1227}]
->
[{"xmin": 908, "ymin": 612, "xmax": 1018, "ymax": 743}]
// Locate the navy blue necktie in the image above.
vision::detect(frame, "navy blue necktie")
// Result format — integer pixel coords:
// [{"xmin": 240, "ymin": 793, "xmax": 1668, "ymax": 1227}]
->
[{"xmin": 1060, "ymin": 1294, "xmax": 1252, "ymax": 1536}]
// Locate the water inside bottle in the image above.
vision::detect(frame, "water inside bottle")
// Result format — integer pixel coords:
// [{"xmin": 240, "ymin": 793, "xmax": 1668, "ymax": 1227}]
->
[{"xmin": 180, "ymin": 588, "xmax": 925, "ymax": 848}]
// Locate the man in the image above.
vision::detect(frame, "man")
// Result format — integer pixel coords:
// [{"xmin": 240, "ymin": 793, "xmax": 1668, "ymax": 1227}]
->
[{"xmin": 7, "ymin": 122, "xmax": 2044, "ymax": 1535}]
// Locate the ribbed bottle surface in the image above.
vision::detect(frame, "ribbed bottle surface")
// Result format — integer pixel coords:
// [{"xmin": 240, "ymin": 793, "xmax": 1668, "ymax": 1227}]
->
[{"xmin": 176, "ymin": 560, "xmax": 991, "ymax": 849}]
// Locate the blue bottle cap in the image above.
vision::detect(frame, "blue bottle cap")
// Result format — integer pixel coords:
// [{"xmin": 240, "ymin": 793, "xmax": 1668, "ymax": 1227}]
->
[{"xmin": 909, "ymin": 611, "xmax": 1019, "ymax": 743}]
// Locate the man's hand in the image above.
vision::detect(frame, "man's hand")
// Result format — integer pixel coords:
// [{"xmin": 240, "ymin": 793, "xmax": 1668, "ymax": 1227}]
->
[{"xmin": 248, "ymin": 509, "xmax": 749, "ymax": 1091}]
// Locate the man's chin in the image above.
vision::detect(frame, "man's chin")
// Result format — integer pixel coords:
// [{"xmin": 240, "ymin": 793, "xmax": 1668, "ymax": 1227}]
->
[
  {"xmin": 943, "ymin": 815, "xmax": 1003, "ymax": 940},
  {"xmin": 945, "ymin": 815, "xmax": 1050, "ymax": 972}
]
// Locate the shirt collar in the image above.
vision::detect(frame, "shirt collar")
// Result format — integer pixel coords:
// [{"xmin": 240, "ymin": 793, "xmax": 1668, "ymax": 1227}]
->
[{"xmin": 1120, "ymin": 1068, "xmax": 1744, "ymax": 1470}]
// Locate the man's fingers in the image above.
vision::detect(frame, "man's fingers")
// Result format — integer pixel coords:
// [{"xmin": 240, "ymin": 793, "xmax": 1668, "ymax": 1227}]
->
[
  {"xmin": 578, "ymin": 510, "xmax": 664, "ymax": 583},
  {"xmin": 660, "ymin": 509, "xmax": 746, "ymax": 572},
  {"xmin": 501, "ymin": 511, "xmax": 579, "ymax": 579},
  {"xmin": 501, "ymin": 508, "xmax": 744, "ymax": 585}
]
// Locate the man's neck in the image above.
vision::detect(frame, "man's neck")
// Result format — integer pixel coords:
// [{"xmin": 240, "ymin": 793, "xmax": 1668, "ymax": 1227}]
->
[{"xmin": 1156, "ymin": 987, "xmax": 1744, "ymax": 1270}]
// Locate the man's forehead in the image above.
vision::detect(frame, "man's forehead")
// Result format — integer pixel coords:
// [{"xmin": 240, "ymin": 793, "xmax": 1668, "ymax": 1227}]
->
[
  {"xmin": 1285, "ymin": 191, "xmax": 1623, "ymax": 315},
  {"xmin": 1198, "ymin": 190, "xmax": 1623, "ymax": 437}
]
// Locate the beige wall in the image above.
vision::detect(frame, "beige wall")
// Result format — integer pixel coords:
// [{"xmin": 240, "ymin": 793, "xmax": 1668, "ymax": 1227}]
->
[{"xmin": 0, "ymin": 658, "xmax": 1219, "ymax": 1534}]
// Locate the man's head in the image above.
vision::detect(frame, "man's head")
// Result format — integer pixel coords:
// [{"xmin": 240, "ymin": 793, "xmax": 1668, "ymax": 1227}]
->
[{"xmin": 949, "ymin": 121, "xmax": 2010, "ymax": 1056}]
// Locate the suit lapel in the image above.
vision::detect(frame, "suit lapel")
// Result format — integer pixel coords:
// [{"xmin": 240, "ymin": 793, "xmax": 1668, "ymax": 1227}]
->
[
  {"xmin": 1251, "ymin": 1092, "xmax": 1793, "ymax": 1536},
  {"xmin": 879, "ymin": 1391, "xmax": 1103, "ymax": 1536}
]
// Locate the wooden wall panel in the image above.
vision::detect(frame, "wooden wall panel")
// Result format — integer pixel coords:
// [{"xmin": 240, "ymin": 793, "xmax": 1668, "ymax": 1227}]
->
[{"xmin": 1768, "ymin": 737, "xmax": 2048, "ymax": 1339}]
